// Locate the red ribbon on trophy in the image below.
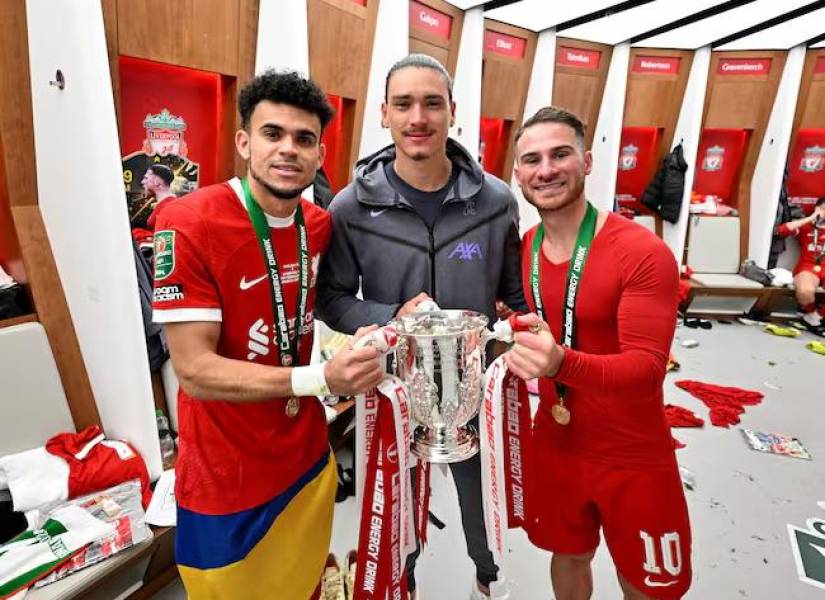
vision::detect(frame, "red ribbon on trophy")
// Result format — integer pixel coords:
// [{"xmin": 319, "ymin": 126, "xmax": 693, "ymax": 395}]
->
[
  {"xmin": 353, "ymin": 388, "xmax": 407, "ymax": 600},
  {"xmin": 353, "ymin": 328, "xmax": 415, "ymax": 600},
  {"xmin": 414, "ymin": 460, "xmax": 431, "ymax": 544},
  {"xmin": 480, "ymin": 355, "xmax": 533, "ymax": 564}
]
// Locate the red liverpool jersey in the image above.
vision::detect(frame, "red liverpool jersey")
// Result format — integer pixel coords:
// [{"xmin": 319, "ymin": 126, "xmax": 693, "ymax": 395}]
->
[
  {"xmin": 521, "ymin": 214, "xmax": 679, "ymax": 470},
  {"xmin": 152, "ymin": 178, "xmax": 331, "ymax": 515},
  {"xmin": 778, "ymin": 221, "xmax": 824, "ymax": 273}
]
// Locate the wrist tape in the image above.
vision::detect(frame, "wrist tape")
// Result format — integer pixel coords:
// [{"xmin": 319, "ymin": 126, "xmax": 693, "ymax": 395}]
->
[{"xmin": 291, "ymin": 364, "xmax": 331, "ymax": 397}]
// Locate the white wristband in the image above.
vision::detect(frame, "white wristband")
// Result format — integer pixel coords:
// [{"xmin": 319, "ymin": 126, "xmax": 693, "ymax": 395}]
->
[{"xmin": 291, "ymin": 364, "xmax": 331, "ymax": 397}]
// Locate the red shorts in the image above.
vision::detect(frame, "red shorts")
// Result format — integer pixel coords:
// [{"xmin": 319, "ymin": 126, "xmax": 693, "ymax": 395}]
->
[
  {"xmin": 795, "ymin": 262, "xmax": 825, "ymax": 282},
  {"xmin": 527, "ymin": 434, "xmax": 692, "ymax": 599}
]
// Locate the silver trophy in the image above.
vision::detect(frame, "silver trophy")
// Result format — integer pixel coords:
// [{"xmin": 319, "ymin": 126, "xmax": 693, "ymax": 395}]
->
[{"xmin": 390, "ymin": 310, "xmax": 506, "ymax": 463}]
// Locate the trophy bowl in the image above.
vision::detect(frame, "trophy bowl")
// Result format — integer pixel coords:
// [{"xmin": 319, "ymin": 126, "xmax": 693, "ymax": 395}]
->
[{"xmin": 390, "ymin": 310, "xmax": 491, "ymax": 463}]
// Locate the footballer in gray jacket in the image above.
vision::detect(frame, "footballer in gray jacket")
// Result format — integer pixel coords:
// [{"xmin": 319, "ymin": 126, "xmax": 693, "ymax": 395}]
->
[
  {"xmin": 316, "ymin": 54, "xmax": 527, "ymax": 599},
  {"xmin": 316, "ymin": 137, "xmax": 527, "ymax": 332}
]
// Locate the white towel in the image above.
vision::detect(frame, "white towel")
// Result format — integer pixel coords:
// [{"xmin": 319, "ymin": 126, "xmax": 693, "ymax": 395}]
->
[{"xmin": 0, "ymin": 448, "xmax": 70, "ymax": 513}]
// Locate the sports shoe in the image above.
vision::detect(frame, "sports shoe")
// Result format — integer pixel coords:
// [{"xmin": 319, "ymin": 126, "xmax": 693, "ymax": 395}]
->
[
  {"xmin": 801, "ymin": 319, "xmax": 825, "ymax": 337},
  {"xmin": 344, "ymin": 550, "xmax": 357, "ymax": 599},
  {"xmin": 321, "ymin": 553, "xmax": 346, "ymax": 600}
]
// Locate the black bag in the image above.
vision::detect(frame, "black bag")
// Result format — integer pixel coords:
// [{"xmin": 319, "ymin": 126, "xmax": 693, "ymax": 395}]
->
[{"xmin": 0, "ymin": 284, "xmax": 30, "ymax": 320}]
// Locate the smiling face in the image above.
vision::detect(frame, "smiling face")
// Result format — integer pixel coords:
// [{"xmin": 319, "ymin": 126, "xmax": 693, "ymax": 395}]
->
[
  {"xmin": 382, "ymin": 66, "xmax": 455, "ymax": 163},
  {"xmin": 235, "ymin": 101, "xmax": 325, "ymax": 200},
  {"xmin": 513, "ymin": 121, "xmax": 592, "ymax": 213}
]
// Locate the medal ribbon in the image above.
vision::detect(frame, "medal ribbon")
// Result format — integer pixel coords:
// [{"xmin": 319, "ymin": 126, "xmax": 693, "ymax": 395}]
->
[
  {"xmin": 530, "ymin": 202, "xmax": 598, "ymax": 408},
  {"xmin": 241, "ymin": 178, "xmax": 308, "ymax": 366}
]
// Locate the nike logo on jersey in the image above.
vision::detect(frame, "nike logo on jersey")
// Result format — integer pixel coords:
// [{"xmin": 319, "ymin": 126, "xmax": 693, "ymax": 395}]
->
[
  {"xmin": 240, "ymin": 274, "xmax": 267, "ymax": 290},
  {"xmin": 644, "ymin": 576, "xmax": 678, "ymax": 588},
  {"xmin": 370, "ymin": 208, "xmax": 388, "ymax": 217}
]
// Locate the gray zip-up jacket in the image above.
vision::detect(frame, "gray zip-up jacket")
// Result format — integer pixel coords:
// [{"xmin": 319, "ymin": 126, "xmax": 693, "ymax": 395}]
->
[{"xmin": 316, "ymin": 138, "xmax": 528, "ymax": 334}]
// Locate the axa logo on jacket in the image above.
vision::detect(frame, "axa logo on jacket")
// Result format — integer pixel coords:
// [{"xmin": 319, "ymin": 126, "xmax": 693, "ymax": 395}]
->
[{"xmin": 448, "ymin": 241, "xmax": 483, "ymax": 261}]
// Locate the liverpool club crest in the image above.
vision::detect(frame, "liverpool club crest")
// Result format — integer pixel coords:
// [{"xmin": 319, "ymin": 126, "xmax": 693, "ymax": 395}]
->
[
  {"xmin": 121, "ymin": 108, "xmax": 200, "ymax": 228},
  {"xmin": 618, "ymin": 144, "xmax": 639, "ymax": 171},
  {"xmin": 800, "ymin": 145, "xmax": 825, "ymax": 173},
  {"xmin": 142, "ymin": 109, "xmax": 188, "ymax": 157},
  {"xmin": 702, "ymin": 145, "xmax": 725, "ymax": 172}
]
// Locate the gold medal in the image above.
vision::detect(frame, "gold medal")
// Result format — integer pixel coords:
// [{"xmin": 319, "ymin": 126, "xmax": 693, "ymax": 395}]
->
[
  {"xmin": 551, "ymin": 402, "xmax": 570, "ymax": 426},
  {"xmin": 285, "ymin": 397, "xmax": 300, "ymax": 417}
]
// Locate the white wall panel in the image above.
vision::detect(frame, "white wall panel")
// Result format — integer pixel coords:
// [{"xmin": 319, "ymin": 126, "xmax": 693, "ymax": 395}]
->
[
  {"xmin": 26, "ymin": 0, "xmax": 161, "ymax": 479},
  {"xmin": 749, "ymin": 45, "xmax": 805, "ymax": 267},
  {"xmin": 663, "ymin": 45, "xmax": 711, "ymax": 263},
  {"xmin": 358, "ymin": 0, "xmax": 408, "ymax": 157},
  {"xmin": 512, "ymin": 28, "xmax": 557, "ymax": 234},
  {"xmin": 255, "ymin": 0, "xmax": 309, "ymax": 75},
  {"xmin": 451, "ymin": 7, "xmax": 483, "ymax": 157},
  {"xmin": 585, "ymin": 41, "xmax": 630, "ymax": 212}
]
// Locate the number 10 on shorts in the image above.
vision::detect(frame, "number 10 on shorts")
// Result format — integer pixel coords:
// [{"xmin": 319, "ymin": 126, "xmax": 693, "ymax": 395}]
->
[{"xmin": 640, "ymin": 531, "xmax": 683, "ymax": 576}]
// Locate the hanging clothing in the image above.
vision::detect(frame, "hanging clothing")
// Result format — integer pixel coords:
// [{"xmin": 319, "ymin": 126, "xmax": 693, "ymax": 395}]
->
[
  {"xmin": 768, "ymin": 167, "xmax": 792, "ymax": 269},
  {"xmin": 641, "ymin": 143, "xmax": 688, "ymax": 224},
  {"xmin": 133, "ymin": 239, "xmax": 168, "ymax": 372}
]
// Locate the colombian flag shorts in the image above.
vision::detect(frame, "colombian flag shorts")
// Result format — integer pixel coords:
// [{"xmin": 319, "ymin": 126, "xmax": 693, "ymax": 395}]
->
[{"xmin": 175, "ymin": 451, "xmax": 336, "ymax": 600}]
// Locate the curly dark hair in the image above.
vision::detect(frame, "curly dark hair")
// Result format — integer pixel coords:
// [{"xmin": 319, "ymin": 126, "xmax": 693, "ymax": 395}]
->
[{"xmin": 238, "ymin": 70, "xmax": 334, "ymax": 132}]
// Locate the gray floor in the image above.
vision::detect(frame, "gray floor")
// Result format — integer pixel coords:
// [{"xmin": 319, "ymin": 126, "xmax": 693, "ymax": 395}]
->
[{"xmin": 153, "ymin": 321, "xmax": 825, "ymax": 599}]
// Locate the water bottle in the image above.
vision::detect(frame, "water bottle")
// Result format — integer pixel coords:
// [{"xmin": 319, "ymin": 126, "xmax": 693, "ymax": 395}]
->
[{"xmin": 156, "ymin": 409, "xmax": 175, "ymax": 461}]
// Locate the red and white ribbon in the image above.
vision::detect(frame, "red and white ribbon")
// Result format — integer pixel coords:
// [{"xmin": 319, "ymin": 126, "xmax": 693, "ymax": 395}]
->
[
  {"xmin": 479, "ymin": 355, "xmax": 533, "ymax": 565},
  {"xmin": 353, "ymin": 328, "xmax": 415, "ymax": 600}
]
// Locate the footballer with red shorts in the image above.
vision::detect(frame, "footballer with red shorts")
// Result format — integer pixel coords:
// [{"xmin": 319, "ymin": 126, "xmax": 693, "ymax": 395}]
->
[
  {"xmin": 776, "ymin": 197, "xmax": 825, "ymax": 336},
  {"xmin": 504, "ymin": 106, "xmax": 691, "ymax": 600}
]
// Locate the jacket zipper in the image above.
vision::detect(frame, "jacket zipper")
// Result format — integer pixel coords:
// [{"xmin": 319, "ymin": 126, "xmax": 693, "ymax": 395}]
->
[
  {"xmin": 401, "ymin": 204, "xmax": 437, "ymax": 298},
  {"xmin": 427, "ymin": 225, "xmax": 436, "ymax": 299}
]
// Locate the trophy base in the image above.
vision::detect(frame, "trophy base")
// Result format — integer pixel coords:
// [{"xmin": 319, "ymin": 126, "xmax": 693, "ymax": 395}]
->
[{"xmin": 411, "ymin": 426, "xmax": 479, "ymax": 463}]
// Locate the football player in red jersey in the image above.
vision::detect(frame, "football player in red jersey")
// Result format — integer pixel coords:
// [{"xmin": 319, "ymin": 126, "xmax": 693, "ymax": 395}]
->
[
  {"xmin": 777, "ymin": 197, "xmax": 825, "ymax": 335},
  {"xmin": 505, "ymin": 106, "xmax": 691, "ymax": 600},
  {"xmin": 152, "ymin": 70, "xmax": 384, "ymax": 600}
]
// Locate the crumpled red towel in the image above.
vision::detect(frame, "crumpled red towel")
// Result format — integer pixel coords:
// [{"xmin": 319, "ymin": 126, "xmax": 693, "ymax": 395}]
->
[
  {"xmin": 675, "ymin": 380, "xmax": 763, "ymax": 428},
  {"xmin": 665, "ymin": 404, "xmax": 704, "ymax": 428},
  {"xmin": 665, "ymin": 404, "xmax": 703, "ymax": 449}
]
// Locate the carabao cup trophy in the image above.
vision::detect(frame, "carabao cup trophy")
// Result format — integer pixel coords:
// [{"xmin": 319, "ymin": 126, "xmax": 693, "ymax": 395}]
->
[{"xmin": 390, "ymin": 309, "xmax": 503, "ymax": 463}]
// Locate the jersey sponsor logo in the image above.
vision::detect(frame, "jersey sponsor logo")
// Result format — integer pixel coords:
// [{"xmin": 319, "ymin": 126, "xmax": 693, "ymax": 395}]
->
[
  {"xmin": 239, "ymin": 274, "xmax": 267, "ymax": 290},
  {"xmin": 448, "ymin": 241, "xmax": 483, "ymax": 261},
  {"xmin": 154, "ymin": 230, "xmax": 175, "ymax": 280},
  {"xmin": 247, "ymin": 318, "xmax": 270, "ymax": 360},
  {"xmin": 370, "ymin": 208, "xmax": 388, "ymax": 218},
  {"xmin": 153, "ymin": 284, "xmax": 184, "ymax": 303}
]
